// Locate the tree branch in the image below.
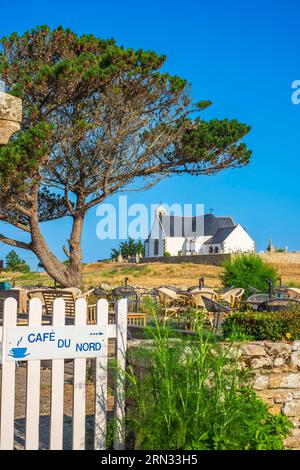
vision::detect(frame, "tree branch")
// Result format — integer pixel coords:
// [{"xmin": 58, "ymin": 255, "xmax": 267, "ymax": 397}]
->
[
  {"xmin": 0, "ymin": 233, "xmax": 32, "ymax": 250},
  {"xmin": 0, "ymin": 215, "xmax": 31, "ymax": 233}
]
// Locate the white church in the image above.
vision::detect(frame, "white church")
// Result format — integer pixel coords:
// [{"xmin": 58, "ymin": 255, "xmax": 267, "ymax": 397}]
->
[{"xmin": 144, "ymin": 206, "xmax": 255, "ymax": 258}]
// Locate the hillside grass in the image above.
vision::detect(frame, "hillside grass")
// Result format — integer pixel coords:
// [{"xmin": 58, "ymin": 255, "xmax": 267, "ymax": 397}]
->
[{"xmin": 1, "ymin": 253, "xmax": 300, "ymax": 289}]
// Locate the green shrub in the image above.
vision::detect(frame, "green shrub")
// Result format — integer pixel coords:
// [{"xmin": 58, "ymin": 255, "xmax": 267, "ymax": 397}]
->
[
  {"xmin": 126, "ymin": 319, "xmax": 291, "ymax": 450},
  {"xmin": 222, "ymin": 254, "xmax": 278, "ymax": 297},
  {"xmin": 223, "ymin": 310, "xmax": 300, "ymax": 341},
  {"xmin": 163, "ymin": 251, "xmax": 171, "ymax": 257}
]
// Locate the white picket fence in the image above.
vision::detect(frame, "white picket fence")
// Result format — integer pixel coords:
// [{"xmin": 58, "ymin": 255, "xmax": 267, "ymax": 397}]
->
[{"xmin": 0, "ymin": 297, "xmax": 128, "ymax": 450}]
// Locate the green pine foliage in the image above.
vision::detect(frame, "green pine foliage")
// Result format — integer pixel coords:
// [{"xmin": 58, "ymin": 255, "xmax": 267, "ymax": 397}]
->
[{"xmin": 5, "ymin": 250, "xmax": 30, "ymax": 273}]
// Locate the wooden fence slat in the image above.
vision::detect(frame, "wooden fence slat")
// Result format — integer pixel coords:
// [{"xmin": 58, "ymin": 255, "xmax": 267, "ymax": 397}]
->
[
  {"xmin": 72, "ymin": 298, "xmax": 87, "ymax": 450},
  {"xmin": 114, "ymin": 298, "xmax": 127, "ymax": 450},
  {"xmin": 0, "ymin": 298, "xmax": 17, "ymax": 450},
  {"xmin": 25, "ymin": 298, "xmax": 42, "ymax": 450},
  {"xmin": 94, "ymin": 299, "xmax": 109, "ymax": 450},
  {"xmin": 50, "ymin": 298, "xmax": 65, "ymax": 450}
]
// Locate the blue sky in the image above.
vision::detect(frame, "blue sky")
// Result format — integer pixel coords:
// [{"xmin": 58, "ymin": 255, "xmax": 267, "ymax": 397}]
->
[{"xmin": 1, "ymin": 0, "xmax": 300, "ymax": 268}]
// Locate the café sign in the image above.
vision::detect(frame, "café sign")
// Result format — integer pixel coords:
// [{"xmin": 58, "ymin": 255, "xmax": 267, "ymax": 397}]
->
[{"xmin": 2, "ymin": 325, "xmax": 106, "ymax": 362}]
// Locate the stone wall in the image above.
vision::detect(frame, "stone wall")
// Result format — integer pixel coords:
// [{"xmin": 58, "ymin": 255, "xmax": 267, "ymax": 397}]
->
[
  {"xmin": 238, "ymin": 340, "xmax": 300, "ymax": 449},
  {"xmin": 128, "ymin": 339, "xmax": 300, "ymax": 449},
  {"xmin": 140, "ymin": 253, "xmax": 232, "ymax": 267}
]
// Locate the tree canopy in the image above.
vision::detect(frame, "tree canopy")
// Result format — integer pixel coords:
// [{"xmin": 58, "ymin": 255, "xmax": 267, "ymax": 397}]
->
[
  {"xmin": 111, "ymin": 238, "xmax": 144, "ymax": 259},
  {"xmin": 0, "ymin": 26, "xmax": 252, "ymax": 287}
]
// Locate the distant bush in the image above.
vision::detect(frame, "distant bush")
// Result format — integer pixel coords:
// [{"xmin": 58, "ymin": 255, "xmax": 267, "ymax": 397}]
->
[
  {"xmin": 222, "ymin": 254, "xmax": 277, "ymax": 297},
  {"xmin": 5, "ymin": 250, "xmax": 30, "ymax": 273},
  {"xmin": 163, "ymin": 251, "xmax": 171, "ymax": 257},
  {"xmin": 223, "ymin": 310, "xmax": 300, "ymax": 341}
]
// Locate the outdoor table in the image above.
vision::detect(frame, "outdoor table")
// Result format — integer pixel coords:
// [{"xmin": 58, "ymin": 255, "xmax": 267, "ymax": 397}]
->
[{"xmin": 240, "ymin": 300, "xmax": 264, "ymax": 311}]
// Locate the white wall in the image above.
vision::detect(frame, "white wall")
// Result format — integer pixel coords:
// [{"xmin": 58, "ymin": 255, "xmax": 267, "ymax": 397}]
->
[
  {"xmin": 222, "ymin": 225, "xmax": 255, "ymax": 253},
  {"xmin": 165, "ymin": 237, "xmax": 185, "ymax": 256},
  {"xmin": 145, "ymin": 222, "xmax": 255, "ymax": 257}
]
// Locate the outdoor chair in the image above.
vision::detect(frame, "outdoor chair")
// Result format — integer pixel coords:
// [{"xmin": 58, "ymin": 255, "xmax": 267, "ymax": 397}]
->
[
  {"xmin": 112, "ymin": 286, "xmax": 139, "ymax": 312},
  {"xmin": 248, "ymin": 285, "xmax": 262, "ymax": 295},
  {"xmin": 286, "ymin": 288, "xmax": 300, "ymax": 301},
  {"xmin": 201, "ymin": 296, "xmax": 237, "ymax": 333},
  {"xmin": 219, "ymin": 288, "xmax": 244, "ymax": 307},
  {"xmin": 156, "ymin": 287, "xmax": 186, "ymax": 321},
  {"xmin": 189, "ymin": 289, "xmax": 218, "ymax": 311},
  {"xmin": 138, "ymin": 289, "xmax": 158, "ymax": 311},
  {"xmin": 28, "ymin": 289, "xmax": 76, "ymax": 316},
  {"xmin": 257, "ymin": 298, "xmax": 300, "ymax": 312},
  {"xmin": 218, "ymin": 285, "xmax": 234, "ymax": 295}
]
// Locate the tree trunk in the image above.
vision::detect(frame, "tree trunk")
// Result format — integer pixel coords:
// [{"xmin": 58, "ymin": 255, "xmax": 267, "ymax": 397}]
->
[
  {"xmin": 67, "ymin": 215, "xmax": 84, "ymax": 288},
  {"xmin": 30, "ymin": 215, "xmax": 83, "ymax": 288}
]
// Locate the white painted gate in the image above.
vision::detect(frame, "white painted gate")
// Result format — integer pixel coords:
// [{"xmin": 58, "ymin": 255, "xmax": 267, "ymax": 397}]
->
[{"xmin": 0, "ymin": 297, "xmax": 127, "ymax": 450}]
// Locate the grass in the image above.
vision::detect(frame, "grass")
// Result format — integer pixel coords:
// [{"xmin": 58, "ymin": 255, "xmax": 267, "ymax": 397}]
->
[{"xmin": 2, "ymin": 252, "xmax": 300, "ymax": 289}]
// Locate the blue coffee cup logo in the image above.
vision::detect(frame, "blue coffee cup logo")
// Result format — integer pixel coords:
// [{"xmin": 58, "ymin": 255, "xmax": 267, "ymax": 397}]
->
[{"xmin": 9, "ymin": 347, "xmax": 30, "ymax": 359}]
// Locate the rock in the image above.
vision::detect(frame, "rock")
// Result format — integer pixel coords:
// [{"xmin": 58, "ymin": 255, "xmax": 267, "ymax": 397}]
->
[
  {"xmin": 283, "ymin": 400, "xmax": 300, "ymax": 417},
  {"xmin": 291, "ymin": 352, "xmax": 300, "ymax": 368},
  {"xmin": 268, "ymin": 343, "xmax": 291, "ymax": 356},
  {"xmin": 292, "ymin": 341, "xmax": 300, "ymax": 351},
  {"xmin": 252, "ymin": 375, "xmax": 269, "ymax": 390},
  {"xmin": 240, "ymin": 344, "xmax": 267, "ymax": 357},
  {"xmin": 269, "ymin": 373, "xmax": 300, "ymax": 389},
  {"xmin": 281, "ymin": 374, "xmax": 300, "ymax": 389},
  {"xmin": 268, "ymin": 374, "xmax": 283, "ymax": 388},
  {"xmin": 250, "ymin": 357, "xmax": 272, "ymax": 369},
  {"xmin": 292, "ymin": 390, "xmax": 300, "ymax": 399},
  {"xmin": 274, "ymin": 392, "xmax": 293, "ymax": 403},
  {"xmin": 289, "ymin": 417, "xmax": 300, "ymax": 427},
  {"xmin": 274, "ymin": 357, "xmax": 285, "ymax": 367},
  {"xmin": 284, "ymin": 436, "xmax": 300, "ymax": 449},
  {"xmin": 290, "ymin": 428, "xmax": 300, "ymax": 437}
]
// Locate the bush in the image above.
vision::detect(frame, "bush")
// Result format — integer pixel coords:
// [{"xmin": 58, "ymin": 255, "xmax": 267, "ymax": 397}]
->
[
  {"xmin": 126, "ymin": 320, "xmax": 291, "ymax": 450},
  {"xmin": 163, "ymin": 251, "xmax": 171, "ymax": 257},
  {"xmin": 222, "ymin": 254, "xmax": 278, "ymax": 297},
  {"xmin": 223, "ymin": 310, "xmax": 300, "ymax": 341}
]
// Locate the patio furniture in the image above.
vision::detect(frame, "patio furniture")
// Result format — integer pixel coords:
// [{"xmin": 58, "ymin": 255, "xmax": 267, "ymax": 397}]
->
[
  {"xmin": 138, "ymin": 289, "xmax": 158, "ymax": 310},
  {"xmin": 112, "ymin": 286, "xmax": 139, "ymax": 312},
  {"xmin": 156, "ymin": 287, "xmax": 186, "ymax": 321},
  {"xmin": 218, "ymin": 285, "xmax": 234, "ymax": 295},
  {"xmin": 201, "ymin": 296, "xmax": 237, "ymax": 332},
  {"xmin": 286, "ymin": 288, "xmax": 300, "ymax": 301},
  {"xmin": 248, "ymin": 285, "xmax": 261, "ymax": 295},
  {"xmin": 27, "ymin": 289, "xmax": 76, "ymax": 316},
  {"xmin": 257, "ymin": 298, "xmax": 300, "ymax": 312},
  {"xmin": 188, "ymin": 286, "xmax": 217, "ymax": 296},
  {"xmin": 219, "ymin": 288, "xmax": 244, "ymax": 307},
  {"xmin": 189, "ymin": 289, "xmax": 218, "ymax": 311},
  {"xmin": 86, "ymin": 305, "xmax": 147, "ymax": 327},
  {"xmin": 241, "ymin": 294, "xmax": 270, "ymax": 310}
]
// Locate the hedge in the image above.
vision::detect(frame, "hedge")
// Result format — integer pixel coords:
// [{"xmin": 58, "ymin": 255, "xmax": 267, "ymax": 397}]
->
[{"xmin": 222, "ymin": 310, "xmax": 300, "ymax": 341}]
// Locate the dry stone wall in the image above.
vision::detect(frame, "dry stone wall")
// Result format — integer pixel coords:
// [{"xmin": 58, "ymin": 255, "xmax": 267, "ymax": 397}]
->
[
  {"xmin": 128, "ymin": 338, "xmax": 300, "ymax": 449},
  {"xmin": 238, "ymin": 340, "xmax": 300, "ymax": 449}
]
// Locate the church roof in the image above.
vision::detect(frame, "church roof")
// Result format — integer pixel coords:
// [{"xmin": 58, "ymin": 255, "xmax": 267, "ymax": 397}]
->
[{"xmin": 158, "ymin": 213, "xmax": 235, "ymax": 238}]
